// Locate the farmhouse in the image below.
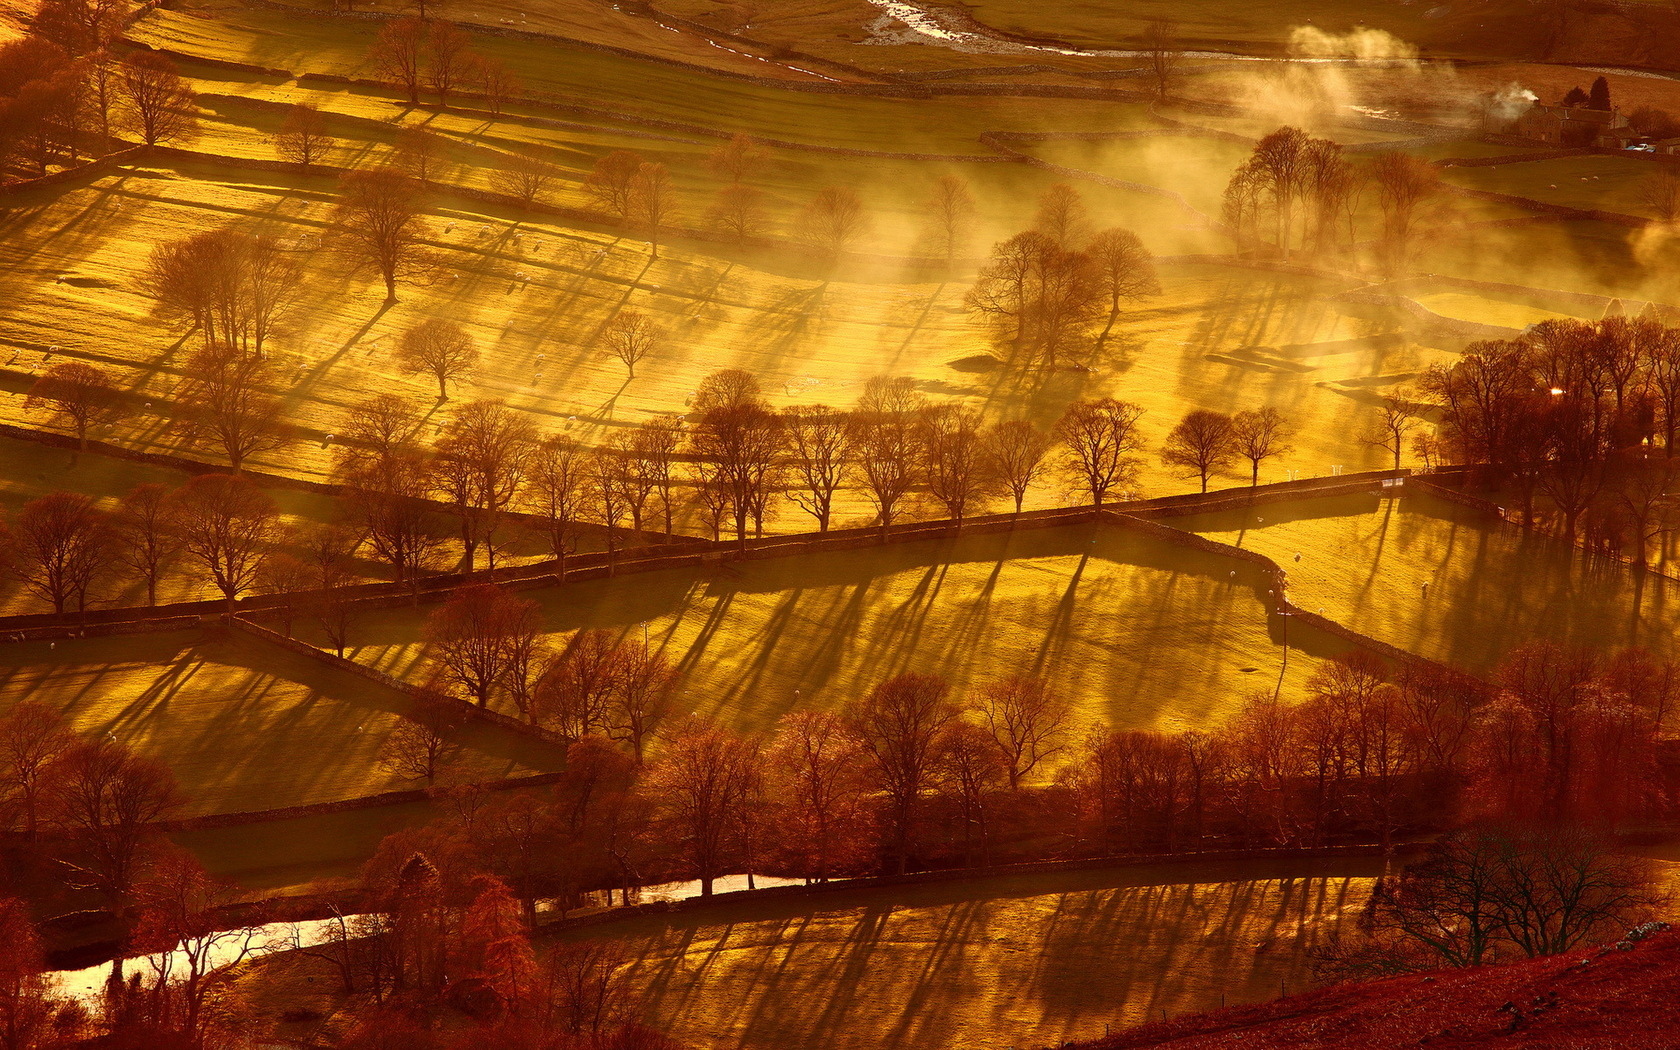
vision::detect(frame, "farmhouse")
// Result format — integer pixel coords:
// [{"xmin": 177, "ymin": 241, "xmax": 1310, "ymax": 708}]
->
[{"xmin": 1513, "ymin": 102, "xmax": 1631, "ymax": 146}]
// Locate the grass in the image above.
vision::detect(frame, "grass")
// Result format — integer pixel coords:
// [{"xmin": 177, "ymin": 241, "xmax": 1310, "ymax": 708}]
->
[
  {"xmin": 0, "ymin": 627, "xmax": 566, "ymax": 819},
  {"xmin": 1173, "ymin": 488, "xmax": 1680, "ymax": 671},
  {"xmin": 326, "ymin": 519, "xmax": 1369, "ymax": 739},
  {"xmin": 245, "ymin": 854, "xmax": 1384, "ymax": 1050},
  {"xmin": 1440, "ymin": 154, "xmax": 1663, "ymax": 217}
]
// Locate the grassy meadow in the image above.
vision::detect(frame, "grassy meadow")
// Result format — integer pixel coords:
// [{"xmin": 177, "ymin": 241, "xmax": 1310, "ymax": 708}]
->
[
  {"xmin": 1176, "ymin": 488, "xmax": 1680, "ymax": 671},
  {"xmin": 328, "ymin": 519, "xmax": 1364, "ymax": 740},
  {"xmin": 0, "ymin": 627, "xmax": 566, "ymax": 818}
]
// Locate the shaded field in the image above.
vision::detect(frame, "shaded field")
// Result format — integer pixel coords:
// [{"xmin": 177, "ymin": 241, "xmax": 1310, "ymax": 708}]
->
[
  {"xmin": 1175, "ymin": 488, "xmax": 1680, "ymax": 671},
  {"xmin": 1440, "ymin": 152, "xmax": 1661, "ymax": 216},
  {"xmin": 0, "ymin": 628, "xmax": 565, "ymax": 818},
  {"xmin": 552, "ymin": 856, "xmax": 1382, "ymax": 1050},
  {"xmin": 330, "ymin": 519, "xmax": 1368, "ymax": 738}
]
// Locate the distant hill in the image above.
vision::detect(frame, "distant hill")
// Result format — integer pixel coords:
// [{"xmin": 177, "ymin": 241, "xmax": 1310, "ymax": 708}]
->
[{"xmin": 1079, "ymin": 925, "xmax": 1679, "ymax": 1050}]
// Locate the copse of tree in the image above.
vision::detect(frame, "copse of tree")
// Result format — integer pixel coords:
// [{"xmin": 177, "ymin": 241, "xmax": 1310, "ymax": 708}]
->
[
  {"xmin": 24, "ymin": 361, "xmax": 120, "ymax": 448},
  {"xmin": 847, "ymin": 672, "xmax": 959, "ymax": 875},
  {"xmin": 141, "ymin": 227, "xmax": 302, "ymax": 353},
  {"xmin": 2, "ymin": 490, "xmax": 111, "ymax": 614},
  {"xmin": 275, "ymin": 100, "xmax": 330, "ymax": 166},
  {"xmin": 33, "ymin": 0, "xmax": 126, "ymax": 55},
  {"xmin": 690, "ymin": 391, "xmax": 783, "ymax": 546},
  {"xmin": 54, "ymin": 736, "xmax": 185, "ymax": 909},
  {"xmin": 965, "ymin": 229, "xmax": 1103, "ymax": 370},
  {"xmin": 334, "ymin": 166, "xmax": 429, "ymax": 303},
  {"xmin": 0, "ymin": 36, "xmax": 86, "ymax": 178},
  {"xmin": 765, "ymin": 710, "xmax": 873, "ymax": 882},
  {"xmin": 397, "ymin": 316, "xmax": 478, "ymax": 400},
  {"xmin": 1223, "ymin": 126, "xmax": 1353, "ymax": 259},
  {"xmin": 646, "ymin": 719, "xmax": 762, "ymax": 897},
  {"xmin": 1086, "ymin": 226, "xmax": 1161, "ymax": 342}
]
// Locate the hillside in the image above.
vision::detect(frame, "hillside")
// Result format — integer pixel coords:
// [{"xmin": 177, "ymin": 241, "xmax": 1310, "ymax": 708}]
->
[{"xmin": 1085, "ymin": 925, "xmax": 1680, "ymax": 1050}]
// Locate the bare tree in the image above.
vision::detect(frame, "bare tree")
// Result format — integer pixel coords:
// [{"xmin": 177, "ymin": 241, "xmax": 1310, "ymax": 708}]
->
[
  {"xmin": 25, "ymin": 361, "xmax": 120, "ymax": 448},
  {"xmin": 601, "ymin": 310, "xmax": 662, "ymax": 379},
  {"xmin": 847, "ymin": 672, "xmax": 958, "ymax": 874},
  {"xmin": 55, "ymin": 739, "xmax": 184, "ymax": 909},
  {"xmin": 611, "ymin": 641, "xmax": 678, "ymax": 763},
  {"xmin": 179, "ymin": 342, "xmax": 288, "ymax": 470},
  {"xmin": 629, "ymin": 160, "xmax": 674, "ymax": 259},
  {"xmin": 423, "ymin": 584, "xmax": 543, "ymax": 710},
  {"xmin": 631, "ymin": 416, "xmax": 684, "ymax": 537},
  {"xmin": 707, "ymin": 131, "xmax": 763, "ymax": 185},
  {"xmin": 529, "ymin": 435, "xmax": 588, "ymax": 569},
  {"xmin": 335, "ymin": 166, "xmax": 428, "ymax": 303},
  {"xmin": 346, "ymin": 448, "xmax": 446, "ymax": 590},
  {"xmin": 923, "ymin": 174, "xmax": 976, "ymax": 262},
  {"xmin": 394, "ymin": 123, "xmax": 444, "ymax": 182},
  {"xmin": 424, "ymin": 20, "xmax": 472, "ymax": 107},
  {"xmin": 784, "ymin": 404, "xmax": 852, "ymax": 532},
  {"xmin": 1086, "ymin": 227, "xmax": 1161, "ymax": 342},
  {"xmin": 0, "ymin": 701, "xmax": 75, "ymax": 841},
  {"xmin": 4, "ymin": 491, "xmax": 111, "ymax": 615},
  {"xmin": 693, "ymin": 368, "xmax": 762, "ymax": 415},
  {"xmin": 799, "ymin": 185, "xmax": 869, "ymax": 259},
  {"xmin": 370, "ymin": 16, "xmax": 426, "ymax": 105},
  {"xmin": 140, "ymin": 228, "xmax": 301, "ymax": 353},
  {"xmin": 535, "ymin": 629, "xmax": 625, "ymax": 737},
  {"xmin": 984, "ymin": 419, "xmax": 1053, "ymax": 515},
  {"xmin": 1162, "ymin": 409, "xmax": 1237, "ymax": 492},
  {"xmin": 113, "ymin": 483, "xmax": 178, "ymax": 607},
  {"xmin": 918, "ymin": 403, "xmax": 991, "ymax": 523},
  {"xmin": 116, "ymin": 51, "xmax": 195, "ymax": 146},
  {"xmin": 975, "ymin": 675, "xmax": 1071, "ymax": 789},
  {"xmin": 1638, "ymin": 167, "xmax": 1680, "ymax": 225},
  {"xmin": 275, "ymin": 101, "xmax": 330, "ymax": 166},
  {"xmin": 1033, "ymin": 183, "xmax": 1090, "ymax": 249},
  {"xmin": 766, "ymin": 710, "xmax": 872, "ymax": 882},
  {"xmin": 431, "ymin": 399, "xmax": 537, "ymax": 572},
  {"xmin": 585, "ymin": 450, "xmax": 629, "ymax": 569},
  {"xmin": 170, "ymin": 473, "xmax": 279, "ymax": 611},
  {"xmin": 934, "ymin": 720, "xmax": 1008, "ymax": 864},
  {"xmin": 851, "ymin": 376, "xmax": 923, "ymax": 534},
  {"xmin": 1142, "ymin": 19, "xmax": 1182, "ymax": 98},
  {"xmin": 490, "ymin": 149, "xmax": 561, "ymax": 208},
  {"xmin": 1363, "ymin": 391, "xmax": 1421, "ymax": 471},
  {"xmin": 1231, "ymin": 406, "xmax": 1293, "ymax": 485},
  {"xmin": 1371, "ymin": 150, "xmax": 1441, "ymax": 274},
  {"xmin": 691, "ymin": 400, "xmax": 782, "ymax": 545},
  {"xmin": 397, "ymin": 316, "xmax": 478, "ymax": 400},
  {"xmin": 646, "ymin": 718, "xmax": 760, "ymax": 896},
  {"xmin": 584, "ymin": 150, "xmax": 644, "ymax": 223},
  {"xmin": 707, "ymin": 182, "xmax": 767, "ymax": 243},
  {"xmin": 337, "ymin": 392, "xmax": 427, "ymax": 472},
  {"xmin": 472, "ymin": 53, "xmax": 522, "ymax": 117},
  {"xmin": 379, "ymin": 714, "xmax": 463, "ymax": 785},
  {"xmin": 1056, "ymin": 398, "xmax": 1145, "ymax": 507}
]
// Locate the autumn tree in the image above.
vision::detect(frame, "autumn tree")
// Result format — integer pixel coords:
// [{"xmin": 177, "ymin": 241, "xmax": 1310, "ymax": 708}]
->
[
  {"xmin": 141, "ymin": 228, "xmax": 302, "ymax": 353},
  {"xmin": 984, "ymin": 419, "xmax": 1053, "ymax": 515},
  {"xmin": 923, "ymin": 174, "xmax": 976, "ymax": 262},
  {"xmin": 974, "ymin": 675, "xmax": 1070, "ymax": 789},
  {"xmin": 601, "ymin": 310, "xmax": 661, "ymax": 379},
  {"xmin": 24, "ymin": 361, "xmax": 119, "ymax": 449},
  {"xmin": 766, "ymin": 710, "xmax": 872, "ymax": 882},
  {"xmin": 397, "ymin": 316, "xmax": 478, "ymax": 400},
  {"xmin": 965, "ymin": 230, "xmax": 1102, "ymax": 368},
  {"xmin": 4, "ymin": 491, "xmax": 110, "ymax": 614},
  {"xmin": 584, "ymin": 150, "xmax": 643, "ymax": 223},
  {"xmin": 170, "ymin": 473, "xmax": 279, "ymax": 610},
  {"xmin": 1638, "ymin": 167, "xmax": 1680, "ymax": 225},
  {"xmin": 934, "ymin": 720, "xmax": 1008, "ymax": 864},
  {"xmin": 1056, "ymin": 397, "xmax": 1145, "ymax": 507},
  {"xmin": 1033, "ymin": 182, "xmax": 1090, "ymax": 250},
  {"xmin": 1231, "ymin": 406, "xmax": 1293, "ymax": 485},
  {"xmin": 275, "ymin": 101, "xmax": 330, "ymax": 166},
  {"xmin": 707, "ymin": 182, "xmax": 767, "ymax": 243},
  {"xmin": 0, "ymin": 894, "xmax": 66, "ymax": 1050},
  {"xmin": 424, "ymin": 584, "xmax": 543, "ymax": 710},
  {"xmin": 177, "ymin": 342, "xmax": 289, "ymax": 471},
  {"xmin": 335, "ymin": 166, "xmax": 428, "ymax": 303},
  {"xmin": 116, "ymin": 51, "xmax": 195, "ymax": 145},
  {"xmin": 647, "ymin": 719, "xmax": 760, "ymax": 896},
  {"xmin": 799, "ymin": 185, "xmax": 869, "ymax": 260},
  {"xmin": 535, "ymin": 629, "xmax": 625, "ymax": 737},
  {"xmin": 784, "ymin": 404, "xmax": 851, "ymax": 532},
  {"xmin": 1162, "ymin": 409, "xmax": 1237, "ymax": 492}
]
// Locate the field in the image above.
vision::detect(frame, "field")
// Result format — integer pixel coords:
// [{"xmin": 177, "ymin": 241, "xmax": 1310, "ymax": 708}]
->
[
  {"xmin": 331, "ymin": 519, "xmax": 1366, "ymax": 739},
  {"xmin": 246, "ymin": 854, "xmax": 1384, "ymax": 1050},
  {"xmin": 1440, "ymin": 154, "xmax": 1661, "ymax": 216},
  {"xmin": 0, "ymin": 628, "xmax": 566, "ymax": 819},
  {"xmin": 1175, "ymin": 488, "xmax": 1680, "ymax": 670}
]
